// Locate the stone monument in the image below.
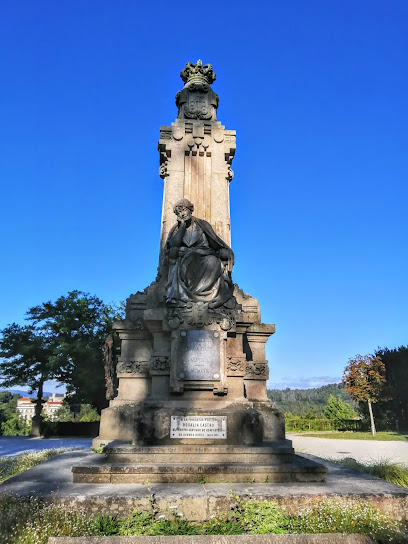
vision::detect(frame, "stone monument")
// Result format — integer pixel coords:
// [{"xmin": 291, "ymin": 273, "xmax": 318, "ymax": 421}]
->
[{"xmin": 73, "ymin": 61, "xmax": 326, "ymax": 483}]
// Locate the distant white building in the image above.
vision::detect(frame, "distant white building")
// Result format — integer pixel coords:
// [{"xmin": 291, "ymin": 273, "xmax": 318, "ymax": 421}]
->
[
  {"xmin": 44, "ymin": 392, "xmax": 66, "ymax": 419},
  {"xmin": 16, "ymin": 392, "xmax": 65, "ymax": 421},
  {"xmin": 16, "ymin": 397, "xmax": 36, "ymax": 421}
]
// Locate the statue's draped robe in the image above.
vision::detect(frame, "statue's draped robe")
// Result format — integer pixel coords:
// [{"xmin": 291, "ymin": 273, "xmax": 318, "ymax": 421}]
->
[{"xmin": 164, "ymin": 217, "xmax": 234, "ymax": 308}]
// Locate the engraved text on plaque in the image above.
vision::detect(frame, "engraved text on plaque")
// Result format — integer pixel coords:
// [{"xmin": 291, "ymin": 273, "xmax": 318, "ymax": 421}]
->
[
  {"xmin": 177, "ymin": 330, "xmax": 220, "ymax": 381},
  {"xmin": 171, "ymin": 416, "xmax": 227, "ymax": 439}
]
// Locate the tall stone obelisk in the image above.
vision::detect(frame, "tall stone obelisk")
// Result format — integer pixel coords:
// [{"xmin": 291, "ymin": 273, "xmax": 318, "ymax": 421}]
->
[
  {"xmin": 73, "ymin": 61, "xmax": 326, "ymax": 484},
  {"xmin": 158, "ymin": 60, "xmax": 235, "ymax": 249}
]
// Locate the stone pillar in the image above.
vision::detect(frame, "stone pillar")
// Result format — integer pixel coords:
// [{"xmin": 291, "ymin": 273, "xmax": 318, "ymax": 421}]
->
[{"xmin": 158, "ymin": 60, "xmax": 236, "ymax": 250}]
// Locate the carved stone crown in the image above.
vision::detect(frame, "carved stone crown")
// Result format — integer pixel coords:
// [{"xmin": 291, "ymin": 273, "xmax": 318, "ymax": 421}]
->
[{"xmin": 180, "ymin": 60, "xmax": 216, "ymax": 86}]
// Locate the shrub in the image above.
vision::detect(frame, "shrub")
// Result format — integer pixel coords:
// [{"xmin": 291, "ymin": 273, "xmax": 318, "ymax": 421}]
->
[
  {"xmin": 0, "ymin": 495, "xmax": 406, "ymax": 543},
  {"xmin": 289, "ymin": 498, "xmax": 405, "ymax": 542},
  {"xmin": 336, "ymin": 457, "xmax": 408, "ymax": 488}
]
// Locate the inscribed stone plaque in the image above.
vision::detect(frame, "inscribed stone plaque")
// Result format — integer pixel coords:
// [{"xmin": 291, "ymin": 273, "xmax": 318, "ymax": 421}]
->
[
  {"xmin": 171, "ymin": 416, "xmax": 227, "ymax": 439},
  {"xmin": 177, "ymin": 329, "xmax": 220, "ymax": 381}
]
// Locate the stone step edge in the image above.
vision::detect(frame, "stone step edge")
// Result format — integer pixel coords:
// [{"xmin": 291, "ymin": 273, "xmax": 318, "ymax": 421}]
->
[
  {"xmin": 105, "ymin": 446, "xmax": 295, "ymax": 454},
  {"xmin": 72, "ymin": 463, "xmax": 327, "ymax": 475}
]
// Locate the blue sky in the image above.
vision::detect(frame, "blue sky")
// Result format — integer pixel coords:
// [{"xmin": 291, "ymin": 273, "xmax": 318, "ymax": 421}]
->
[{"xmin": 1, "ymin": 1, "xmax": 407, "ymax": 391}]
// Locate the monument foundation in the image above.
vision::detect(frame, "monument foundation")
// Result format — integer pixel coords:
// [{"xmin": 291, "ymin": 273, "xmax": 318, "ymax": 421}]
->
[{"xmin": 73, "ymin": 61, "xmax": 326, "ymax": 484}]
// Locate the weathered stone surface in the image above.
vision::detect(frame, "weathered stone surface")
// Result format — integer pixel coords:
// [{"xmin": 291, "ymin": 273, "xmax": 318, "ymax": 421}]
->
[
  {"xmin": 48, "ymin": 535, "xmax": 374, "ymax": 543},
  {"xmin": 95, "ymin": 400, "xmax": 283, "ymax": 446}
]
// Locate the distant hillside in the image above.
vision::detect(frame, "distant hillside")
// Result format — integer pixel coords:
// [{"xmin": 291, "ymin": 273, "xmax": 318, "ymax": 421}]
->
[
  {"xmin": 0, "ymin": 389, "xmax": 53, "ymax": 398},
  {"xmin": 267, "ymin": 383, "xmax": 356, "ymax": 417}
]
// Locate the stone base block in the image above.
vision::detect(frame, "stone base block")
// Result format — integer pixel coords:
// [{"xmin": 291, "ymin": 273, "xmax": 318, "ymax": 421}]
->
[{"xmin": 96, "ymin": 399, "xmax": 285, "ymax": 446}]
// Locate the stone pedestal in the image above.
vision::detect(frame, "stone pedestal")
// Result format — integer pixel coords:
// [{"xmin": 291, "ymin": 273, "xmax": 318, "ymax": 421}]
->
[{"xmin": 73, "ymin": 61, "xmax": 326, "ymax": 484}]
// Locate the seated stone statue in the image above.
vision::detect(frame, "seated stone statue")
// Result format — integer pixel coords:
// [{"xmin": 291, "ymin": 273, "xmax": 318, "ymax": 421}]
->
[{"xmin": 164, "ymin": 199, "xmax": 235, "ymax": 309}]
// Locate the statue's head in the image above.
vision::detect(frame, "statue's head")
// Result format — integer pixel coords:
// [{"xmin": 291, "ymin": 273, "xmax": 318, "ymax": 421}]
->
[{"xmin": 174, "ymin": 198, "xmax": 194, "ymax": 221}]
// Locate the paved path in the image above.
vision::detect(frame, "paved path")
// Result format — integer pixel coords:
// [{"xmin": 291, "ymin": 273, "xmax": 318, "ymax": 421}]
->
[
  {"xmin": 288, "ymin": 433, "xmax": 408, "ymax": 464},
  {"xmin": 0, "ymin": 436, "xmax": 92, "ymax": 456}
]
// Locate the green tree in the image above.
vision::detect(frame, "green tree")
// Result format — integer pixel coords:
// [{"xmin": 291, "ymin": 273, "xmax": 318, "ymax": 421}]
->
[
  {"xmin": 267, "ymin": 383, "xmax": 354, "ymax": 418},
  {"xmin": 78, "ymin": 404, "xmax": 100, "ymax": 422},
  {"xmin": 374, "ymin": 346, "xmax": 408, "ymax": 429},
  {"xmin": 50, "ymin": 402, "xmax": 100, "ymax": 423},
  {"xmin": 49, "ymin": 403, "xmax": 72, "ymax": 422},
  {"xmin": 1, "ymin": 414, "xmax": 30, "ymax": 436},
  {"xmin": 323, "ymin": 394, "xmax": 357, "ymax": 423},
  {"xmin": 0, "ymin": 391, "xmax": 20, "ymax": 434},
  {"xmin": 0, "ymin": 324, "xmax": 55, "ymax": 435},
  {"xmin": 0, "ymin": 291, "xmax": 123, "ymax": 425},
  {"xmin": 342, "ymin": 354, "xmax": 386, "ymax": 435}
]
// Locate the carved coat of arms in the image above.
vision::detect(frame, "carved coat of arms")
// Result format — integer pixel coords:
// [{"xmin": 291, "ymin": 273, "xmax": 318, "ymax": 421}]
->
[{"xmin": 186, "ymin": 92, "xmax": 211, "ymax": 120}]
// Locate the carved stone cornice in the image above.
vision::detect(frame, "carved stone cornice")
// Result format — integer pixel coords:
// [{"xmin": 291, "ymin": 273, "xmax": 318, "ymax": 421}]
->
[
  {"xmin": 245, "ymin": 324, "xmax": 276, "ymax": 344},
  {"xmin": 244, "ymin": 361, "xmax": 269, "ymax": 380}
]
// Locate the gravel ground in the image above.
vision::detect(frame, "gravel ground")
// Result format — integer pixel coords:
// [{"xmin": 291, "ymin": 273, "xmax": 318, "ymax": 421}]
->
[{"xmin": 288, "ymin": 433, "xmax": 408, "ymax": 464}]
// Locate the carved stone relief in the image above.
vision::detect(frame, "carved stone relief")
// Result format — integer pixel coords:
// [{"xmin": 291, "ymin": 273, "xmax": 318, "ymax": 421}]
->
[
  {"xmin": 159, "ymin": 150, "xmax": 170, "ymax": 180},
  {"xmin": 175, "ymin": 60, "xmax": 219, "ymax": 121},
  {"xmin": 168, "ymin": 302, "xmax": 236, "ymax": 331},
  {"xmin": 226, "ymin": 356, "xmax": 246, "ymax": 377},
  {"xmin": 149, "ymin": 355, "xmax": 170, "ymax": 375},
  {"xmin": 116, "ymin": 360, "xmax": 149, "ymax": 377},
  {"xmin": 160, "ymin": 129, "xmax": 172, "ymax": 140},
  {"xmin": 159, "ymin": 161, "xmax": 168, "ymax": 179},
  {"xmin": 226, "ymin": 166, "xmax": 234, "ymax": 182},
  {"xmin": 244, "ymin": 361, "xmax": 269, "ymax": 380}
]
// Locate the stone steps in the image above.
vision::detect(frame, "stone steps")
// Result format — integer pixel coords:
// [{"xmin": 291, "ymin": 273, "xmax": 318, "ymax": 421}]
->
[
  {"xmin": 104, "ymin": 443, "xmax": 295, "ymax": 465},
  {"xmin": 72, "ymin": 456, "xmax": 327, "ymax": 484}
]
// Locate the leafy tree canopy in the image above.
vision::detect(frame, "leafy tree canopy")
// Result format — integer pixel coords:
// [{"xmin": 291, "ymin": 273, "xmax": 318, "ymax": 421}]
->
[
  {"xmin": 1, "ymin": 414, "xmax": 30, "ymax": 436},
  {"xmin": 0, "ymin": 392, "xmax": 21, "ymax": 434},
  {"xmin": 267, "ymin": 383, "xmax": 355, "ymax": 418},
  {"xmin": 323, "ymin": 394, "xmax": 357, "ymax": 422},
  {"xmin": 0, "ymin": 291, "xmax": 124, "ymax": 414},
  {"xmin": 373, "ymin": 346, "xmax": 408, "ymax": 426},
  {"xmin": 342, "ymin": 354, "xmax": 386, "ymax": 404},
  {"xmin": 342, "ymin": 353, "xmax": 386, "ymax": 435}
]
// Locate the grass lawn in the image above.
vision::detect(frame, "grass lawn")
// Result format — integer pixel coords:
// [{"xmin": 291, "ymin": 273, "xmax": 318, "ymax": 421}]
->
[
  {"xmin": 291, "ymin": 431, "xmax": 408, "ymax": 441},
  {"xmin": 1, "ymin": 495, "xmax": 406, "ymax": 544},
  {"xmin": 331, "ymin": 457, "xmax": 408, "ymax": 488}
]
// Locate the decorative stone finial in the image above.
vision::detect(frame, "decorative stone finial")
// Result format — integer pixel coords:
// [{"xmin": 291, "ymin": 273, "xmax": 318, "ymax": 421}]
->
[
  {"xmin": 176, "ymin": 60, "xmax": 219, "ymax": 120},
  {"xmin": 180, "ymin": 60, "xmax": 216, "ymax": 86}
]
